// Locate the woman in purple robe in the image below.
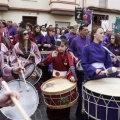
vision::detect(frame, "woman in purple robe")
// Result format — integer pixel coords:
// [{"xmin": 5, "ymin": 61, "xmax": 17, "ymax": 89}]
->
[
  {"xmin": 107, "ymin": 34, "xmax": 120, "ymax": 67},
  {"xmin": 43, "ymin": 27, "xmax": 55, "ymax": 51},
  {"xmin": 33, "ymin": 25, "xmax": 44, "ymax": 51},
  {"xmin": 81, "ymin": 27, "xmax": 119, "ymax": 80},
  {"xmin": 10, "ymin": 28, "xmax": 41, "ymax": 67}
]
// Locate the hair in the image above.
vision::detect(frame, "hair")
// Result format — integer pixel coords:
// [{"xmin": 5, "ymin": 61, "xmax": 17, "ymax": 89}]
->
[
  {"xmin": 33, "ymin": 24, "xmax": 41, "ymax": 35},
  {"xmin": 69, "ymin": 26, "xmax": 74, "ymax": 30},
  {"xmin": 109, "ymin": 34, "xmax": 120, "ymax": 46},
  {"xmin": 26, "ymin": 22, "xmax": 33, "ymax": 30},
  {"xmin": 19, "ymin": 21, "xmax": 26, "ymax": 29},
  {"xmin": 18, "ymin": 28, "xmax": 31, "ymax": 52},
  {"xmin": 79, "ymin": 24, "xmax": 88, "ymax": 31},
  {"xmin": 47, "ymin": 27, "xmax": 55, "ymax": 35},
  {"xmin": 90, "ymin": 27, "xmax": 103, "ymax": 42},
  {"xmin": 60, "ymin": 36, "xmax": 68, "ymax": 46}
]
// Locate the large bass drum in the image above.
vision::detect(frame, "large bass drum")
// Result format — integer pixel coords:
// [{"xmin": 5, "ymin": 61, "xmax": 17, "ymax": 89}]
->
[
  {"xmin": 82, "ymin": 77, "xmax": 120, "ymax": 120},
  {"xmin": 0, "ymin": 79, "xmax": 39, "ymax": 120},
  {"xmin": 41, "ymin": 77, "xmax": 78, "ymax": 109}
]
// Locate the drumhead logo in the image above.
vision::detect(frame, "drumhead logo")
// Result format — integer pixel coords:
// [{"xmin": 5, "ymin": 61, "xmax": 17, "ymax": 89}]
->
[{"xmin": 55, "ymin": 72, "xmax": 60, "ymax": 76}]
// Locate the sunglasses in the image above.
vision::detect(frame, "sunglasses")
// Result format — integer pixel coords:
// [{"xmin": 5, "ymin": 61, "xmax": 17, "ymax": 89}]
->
[{"xmin": 23, "ymin": 32, "xmax": 29, "ymax": 36}]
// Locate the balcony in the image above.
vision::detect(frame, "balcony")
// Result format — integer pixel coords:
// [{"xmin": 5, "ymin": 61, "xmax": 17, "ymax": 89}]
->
[
  {"xmin": 50, "ymin": 0, "xmax": 79, "ymax": 15},
  {"xmin": 0, "ymin": 0, "xmax": 9, "ymax": 11}
]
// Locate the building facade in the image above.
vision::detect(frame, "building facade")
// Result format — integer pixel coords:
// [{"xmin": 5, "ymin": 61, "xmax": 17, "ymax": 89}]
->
[
  {"xmin": 0, "ymin": 0, "xmax": 80, "ymax": 28},
  {"xmin": 0, "ymin": 0, "xmax": 120, "ymax": 31}
]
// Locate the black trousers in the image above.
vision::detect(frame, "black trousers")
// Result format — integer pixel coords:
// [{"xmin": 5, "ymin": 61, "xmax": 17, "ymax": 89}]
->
[{"xmin": 47, "ymin": 107, "xmax": 70, "ymax": 120}]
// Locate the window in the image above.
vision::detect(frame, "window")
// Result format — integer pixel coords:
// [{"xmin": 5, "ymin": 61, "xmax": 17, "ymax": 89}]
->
[
  {"xmin": 93, "ymin": 14, "xmax": 109, "ymax": 25},
  {"xmin": 55, "ymin": 21, "xmax": 70, "ymax": 28},
  {"xmin": 99, "ymin": 0, "xmax": 107, "ymax": 8}
]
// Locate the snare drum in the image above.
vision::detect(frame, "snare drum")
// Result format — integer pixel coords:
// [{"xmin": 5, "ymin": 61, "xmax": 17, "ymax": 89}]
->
[
  {"xmin": 82, "ymin": 78, "xmax": 120, "ymax": 120},
  {"xmin": 0, "ymin": 79, "xmax": 39, "ymax": 120},
  {"xmin": 41, "ymin": 77, "xmax": 78, "ymax": 109},
  {"xmin": 21, "ymin": 63, "xmax": 42, "ymax": 85},
  {"xmin": 40, "ymin": 51, "xmax": 52, "ymax": 65}
]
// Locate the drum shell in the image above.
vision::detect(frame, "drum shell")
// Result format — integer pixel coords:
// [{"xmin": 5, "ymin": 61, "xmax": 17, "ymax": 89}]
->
[
  {"xmin": 41, "ymin": 78, "xmax": 78, "ymax": 109},
  {"xmin": 82, "ymin": 78, "xmax": 120, "ymax": 120},
  {"xmin": 22, "ymin": 63, "xmax": 42, "ymax": 85}
]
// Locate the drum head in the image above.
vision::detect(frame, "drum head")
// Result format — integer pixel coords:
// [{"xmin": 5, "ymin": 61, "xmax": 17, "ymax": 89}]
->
[
  {"xmin": 20, "ymin": 63, "xmax": 35, "ymax": 80},
  {"xmin": 84, "ymin": 77, "xmax": 120, "ymax": 97},
  {"xmin": 0, "ymin": 80, "xmax": 39, "ymax": 120},
  {"xmin": 41, "ymin": 78, "xmax": 76, "ymax": 95}
]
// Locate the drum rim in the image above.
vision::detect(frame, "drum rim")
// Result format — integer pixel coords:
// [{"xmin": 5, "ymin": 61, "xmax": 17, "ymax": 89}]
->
[
  {"xmin": 0, "ymin": 79, "xmax": 39, "ymax": 120},
  {"xmin": 44, "ymin": 93, "xmax": 79, "ymax": 109},
  {"xmin": 27, "ymin": 66, "xmax": 42, "ymax": 85},
  {"xmin": 41, "ymin": 77, "xmax": 76, "ymax": 95},
  {"xmin": 82, "ymin": 77, "xmax": 120, "ymax": 99},
  {"xmin": 24, "ymin": 63, "xmax": 36, "ymax": 80}
]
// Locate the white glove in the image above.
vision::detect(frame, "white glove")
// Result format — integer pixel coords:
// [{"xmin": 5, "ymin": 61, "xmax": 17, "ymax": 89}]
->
[{"xmin": 52, "ymin": 51, "xmax": 58, "ymax": 58}]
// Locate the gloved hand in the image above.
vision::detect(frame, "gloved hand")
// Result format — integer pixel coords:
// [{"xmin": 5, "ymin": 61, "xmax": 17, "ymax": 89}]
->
[{"xmin": 52, "ymin": 51, "xmax": 58, "ymax": 58}]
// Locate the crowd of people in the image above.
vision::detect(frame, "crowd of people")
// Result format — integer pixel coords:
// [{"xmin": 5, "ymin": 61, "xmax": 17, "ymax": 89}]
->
[{"xmin": 0, "ymin": 19, "xmax": 120, "ymax": 120}]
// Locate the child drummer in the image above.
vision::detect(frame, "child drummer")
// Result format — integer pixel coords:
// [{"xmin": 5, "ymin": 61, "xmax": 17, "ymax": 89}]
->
[{"xmin": 44, "ymin": 36, "xmax": 78, "ymax": 120}]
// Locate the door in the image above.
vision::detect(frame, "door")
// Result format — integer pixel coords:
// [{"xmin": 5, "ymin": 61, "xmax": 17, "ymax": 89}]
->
[{"xmin": 22, "ymin": 16, "xmax": 37, "ymax": 26}]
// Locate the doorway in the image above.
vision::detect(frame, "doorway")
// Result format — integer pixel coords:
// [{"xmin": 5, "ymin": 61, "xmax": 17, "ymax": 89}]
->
[{"xmin": 22, "ymin": 16, "xmax": 37, "ymax": 25}]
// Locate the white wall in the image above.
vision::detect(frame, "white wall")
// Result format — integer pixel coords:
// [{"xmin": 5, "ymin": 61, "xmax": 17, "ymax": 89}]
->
[
  {"xmin": 107, "ymin": 0, "xmax": 120, "ymax": 10},
  {"xmin": 8, "ymin": 0, "xmax": 50, "ymax": 10},
  {"xmin": 1, "ymin": 11, "xmax": 77, "ymax": 26}
]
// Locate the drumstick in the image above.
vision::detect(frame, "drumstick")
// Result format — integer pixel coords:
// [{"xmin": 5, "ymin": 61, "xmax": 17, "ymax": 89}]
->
[
  {"xmin": 17, "ymin": 58, "xmax": 29, "ymax": 91},
  {"xmin": 1, "ymin": 81, "xmax": 31, "ymax": 120},
  {"xmin": 24, "ymin": 54, "xmax": 31, "ymax": 66},
  {"xmin": 24, "ymin": 50, "xmax": 34, "ymax": 66}
]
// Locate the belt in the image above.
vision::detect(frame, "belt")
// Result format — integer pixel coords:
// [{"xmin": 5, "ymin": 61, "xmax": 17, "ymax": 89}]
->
[
  {"xmin": 91, "ymin": 62, "xmax": 105, "ymax": 69},
  {"xmin": 52, "ymin": 69, "xmax": 67, "ymax": 77}
]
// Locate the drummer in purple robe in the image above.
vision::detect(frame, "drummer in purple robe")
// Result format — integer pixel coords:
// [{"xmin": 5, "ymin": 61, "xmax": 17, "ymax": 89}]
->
[
  {"xmin": 107, "ymin": 34, "xmax": 120, "ymax": 67},
  {"xmin": 64, "ymin": 26, "xmax": 76, "ymax": 46},
  {"xmin": 68, "ymin": 24, "xmax": 90, "ymax": 120},
  {"xmin": 81, "ymin": 27, "xmax": 119, "ymax": 81}
]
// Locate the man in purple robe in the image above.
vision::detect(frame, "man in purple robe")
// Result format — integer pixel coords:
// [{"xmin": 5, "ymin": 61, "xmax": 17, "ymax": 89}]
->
[
  {"xmin": 64, "ymin": 26, "xmax": 76, "ymax": 46},
  {"xmin": 69, "ymin": 24, "xmax": 90, "ymax": 120}
]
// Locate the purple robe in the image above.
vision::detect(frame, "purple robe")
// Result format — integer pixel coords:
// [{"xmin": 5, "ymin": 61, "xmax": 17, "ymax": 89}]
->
[
  {"xmin": 101, "ymin": 34, "xmax": 109, "ymax": 46},
  {"xmin": 34, "ymin": 34, "xmax": 44, "ymax": 50},
  {"xmin": 107, "ymin": 45, "xmax": 120, "ymax": 67},
  {"xmin": 69, "ymin": 35, "xmax": 90, "ymax": 59},
  {"xmin": 43, "ymin": 34, "xmax": 55, "ymax": 51},
  {"xmin": 81, "ymin": 42, "xmax": 118, "ymax": 80},
  {"xmin": 64, "ymin": 33, "xmax": 76, "ymax": 46},
  {"xmin": 10, "ymin": 42, "xmax": 41, "ymax": 67},
  {"xmin": 7, "ymin": 26, "xmax": 18, "ymax": 36}
]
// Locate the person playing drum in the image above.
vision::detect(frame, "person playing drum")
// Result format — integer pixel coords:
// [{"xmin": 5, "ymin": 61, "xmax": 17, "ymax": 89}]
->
[
  {"xmin": 44, "ymin": 37, "xmax": 77, "ymax": 120},
  {"xmin": 10, "ymin": 28, "xmax": 41, "ymax": 67},
  {"xmin": 0, "ymin": 50, "xmax": 22, "ymax": 106},
  {"xmin": 81, "ymin": 27, "xmax": 120, "ymax": 81}
]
